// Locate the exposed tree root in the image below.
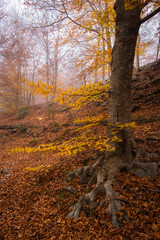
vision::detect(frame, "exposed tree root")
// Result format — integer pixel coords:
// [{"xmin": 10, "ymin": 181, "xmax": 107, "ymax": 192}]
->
[{"xmin": 66, "ymin": 145, "xmax": 159, "ymax": 228}]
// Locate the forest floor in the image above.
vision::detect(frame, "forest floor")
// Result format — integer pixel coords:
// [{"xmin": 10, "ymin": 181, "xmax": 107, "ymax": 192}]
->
[{"xmin": 0, "ymin": 62, "xmax": 160, "ymax": 239}]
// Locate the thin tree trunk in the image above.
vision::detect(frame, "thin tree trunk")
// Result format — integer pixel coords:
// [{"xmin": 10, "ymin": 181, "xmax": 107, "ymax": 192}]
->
[
  {"xmin": 156, "ymin": 22, "xmax": 160, "ymax": 61},
  {"xmin": 46, "ymin": 30, "xmax": 49, "ymax": 104},
  {"xmin": 94, "ymin": 68, "xmax": 98, "ymax": 83},
  {"xmin": 102, "ymin": 28, "xmax": 105, "ymax": 84},
  {"xmin": 54, "ymin": 35, "xmax": 59, "ymax": 97},
  {"xmin": 136, "ymin": 35, "xmax": 140, "ymax": 69},
  {"xmin": 105, "ymin": 1, "xmax": 112, "ymax": 80}
]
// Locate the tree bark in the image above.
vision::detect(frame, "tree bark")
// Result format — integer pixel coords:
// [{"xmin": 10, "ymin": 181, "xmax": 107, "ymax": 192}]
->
[{"xmin": 108, "ymin": 0, "xmax": 141, "ymax": 158}]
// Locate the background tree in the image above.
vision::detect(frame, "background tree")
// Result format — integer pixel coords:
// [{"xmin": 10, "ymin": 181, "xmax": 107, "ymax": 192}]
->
[
  {"xmin": 23, "ymin": 0, "xmax": 159, "ymax": 89},
  {"xmin": 156, "ymin": 21, "xmax": 160, "ymax": 61},
  {"xmin": 0, "ymin": 13, "xmax": 32, "ymax": 112},
  {"xmin": 0, "ymin": 0, "xmax": 7, "ymax": 47},
  {"xmin": 24, "ymin": 0, "xmax": 115, "ymax": 86},
  {"xmin": 61, "ymin": 0, "xmax": 115, "ymax": 84},
  {"xmin": 135, "ymin": 13, "xmax": 159, "ymax": 68}
]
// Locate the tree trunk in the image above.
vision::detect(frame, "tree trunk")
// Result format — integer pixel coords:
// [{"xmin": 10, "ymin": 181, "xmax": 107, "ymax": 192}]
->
[
  {"xmin": 136, "ymin": 35, "xmax": 140, "ymax": 69},
  {"xmin": 108, "ymin": 0, "xmax": 141, "ymax": 159},
  {"xmin": 46, "ymin": 30, "xmax": 50, "ymax": 105},
  {"xmin": 105, "ymin": 1, "xmax": 112, "ymax": 79},
  {"xmin": 102, "ymin": 28, "xmax": 106, "ymax": 84},
  {"xmin": 156, "ymin": 22, "xmax": 160, "ymax": 61}
]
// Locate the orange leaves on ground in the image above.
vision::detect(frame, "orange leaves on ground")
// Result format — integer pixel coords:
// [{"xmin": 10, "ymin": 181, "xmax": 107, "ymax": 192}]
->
[{"xmin": 0, "ymin": 65, "xmax": 160, "ymax": 239}]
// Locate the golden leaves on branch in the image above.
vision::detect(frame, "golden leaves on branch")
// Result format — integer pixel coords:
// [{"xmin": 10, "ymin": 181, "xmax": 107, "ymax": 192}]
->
[
  {"xmin": 9, "ymin": 82, "xmax": 136, "ymax": 156},
  {"xmin": 26, "ymin": 80, "xmax": 56, "ymax": 96},
  {"xmin": 55, "ymin": 82, "xmax": 109, "ymax": 110}
]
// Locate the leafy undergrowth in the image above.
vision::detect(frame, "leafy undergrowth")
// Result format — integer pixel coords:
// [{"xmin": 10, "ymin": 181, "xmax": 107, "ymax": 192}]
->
[{"xmin": 0, "ymin": 99, "xmax": 160, "ymax": 239}]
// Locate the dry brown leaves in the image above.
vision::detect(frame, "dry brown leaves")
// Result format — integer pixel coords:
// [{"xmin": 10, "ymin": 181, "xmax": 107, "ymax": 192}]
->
[{"xmin": 0, "ymin": 100, "xmax": 160, "ymax": 239}]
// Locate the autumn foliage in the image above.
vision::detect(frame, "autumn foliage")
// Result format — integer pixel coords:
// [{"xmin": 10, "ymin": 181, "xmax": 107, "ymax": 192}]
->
[
  {"xmin": 0, "ymin": 63, "xmax": 160, "ymax": 238},
  {"xmin": 0, "ymin": 0, "xmax": 160, "ymax": 238}
]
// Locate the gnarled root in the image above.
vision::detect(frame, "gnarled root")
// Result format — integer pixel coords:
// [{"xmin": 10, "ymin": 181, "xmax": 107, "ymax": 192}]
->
[
  {"xmin": 67, "ymin": 154, "xmax": 128, "ymax": 228},
  {"xmin": 66, "ymin": 149, "xmax": 159, "ymax": 228}
]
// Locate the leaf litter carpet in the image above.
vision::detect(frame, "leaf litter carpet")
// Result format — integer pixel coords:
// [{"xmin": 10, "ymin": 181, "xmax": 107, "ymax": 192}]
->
[{"xmin": 0, "ymin": 75, "xmax": 160, "ymax": 240}]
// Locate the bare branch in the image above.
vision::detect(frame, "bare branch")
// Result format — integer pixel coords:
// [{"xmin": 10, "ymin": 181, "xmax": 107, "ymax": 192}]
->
[
  {"xmin": 60, "ymin": 0, "xmax": 99, "ymax": 33},
  {"xmin": 25, "ymin": 16, "xmax": 68, "ymax": 30},
  {"xmin": 86, "ymin": 0, "xmax": 96, "ymax": 11},
  {"xmin": 140, "ymin": 6, "xmax": 160, "ymax": 24}
]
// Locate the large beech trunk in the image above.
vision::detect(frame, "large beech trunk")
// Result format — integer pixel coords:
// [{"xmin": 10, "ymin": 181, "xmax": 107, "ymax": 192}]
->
[
  {"xmin": 110, "ymin": 1, "xmax": 141, "ymax": 125},
  {"xmin": 108, "ymin": 0, "xmax": 141, "ymax": 159},
  {"xmin": 66, "ymin": 0, "xmax": 159, "ymax": 228}
]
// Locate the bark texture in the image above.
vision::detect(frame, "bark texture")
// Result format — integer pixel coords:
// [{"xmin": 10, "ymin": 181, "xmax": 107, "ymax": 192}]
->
[{"xmin": 108, "ymin": 0, "xmax": 141, "ymax": 159}]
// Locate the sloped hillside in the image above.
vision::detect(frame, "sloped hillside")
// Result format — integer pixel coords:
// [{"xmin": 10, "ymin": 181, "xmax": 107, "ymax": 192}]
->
[
  {"xmin": 132, "ymin": 59, "xmax": 160, "ymax": 107},
  {"xmin": 0, "ymin": 61, "xmax": 160, "ymax": 240}
]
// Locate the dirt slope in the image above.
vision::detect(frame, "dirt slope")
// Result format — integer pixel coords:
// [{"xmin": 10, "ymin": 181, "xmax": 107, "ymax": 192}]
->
[{"xmin": 0, "ymin": 61, "xmax": 160, "ymax": 240}]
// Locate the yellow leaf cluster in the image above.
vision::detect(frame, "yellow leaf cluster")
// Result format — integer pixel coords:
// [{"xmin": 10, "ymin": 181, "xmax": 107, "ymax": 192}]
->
[
  {"xmin": 10, "ymin": 126, "xmax": 128, "ymax": 156},
  {"xmin": 25, "ymin": 164, "xmax": 53, "ymax": 172},
  {"xmin": 55, "ymin": 82, "xmax": 109, "ymax": 110},
  {"xmin": 27, "ymin": 80, "xmax": 56, "ymax": 96},
  {"xmin": 25, "ymin": 165, "xmax": 45, "ymax": 172}
]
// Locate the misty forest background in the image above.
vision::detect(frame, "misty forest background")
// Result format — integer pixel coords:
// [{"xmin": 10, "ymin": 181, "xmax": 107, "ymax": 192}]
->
[{"xmin": 0, "ymin": 0, "xmax": 159, "ymax": 114}]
